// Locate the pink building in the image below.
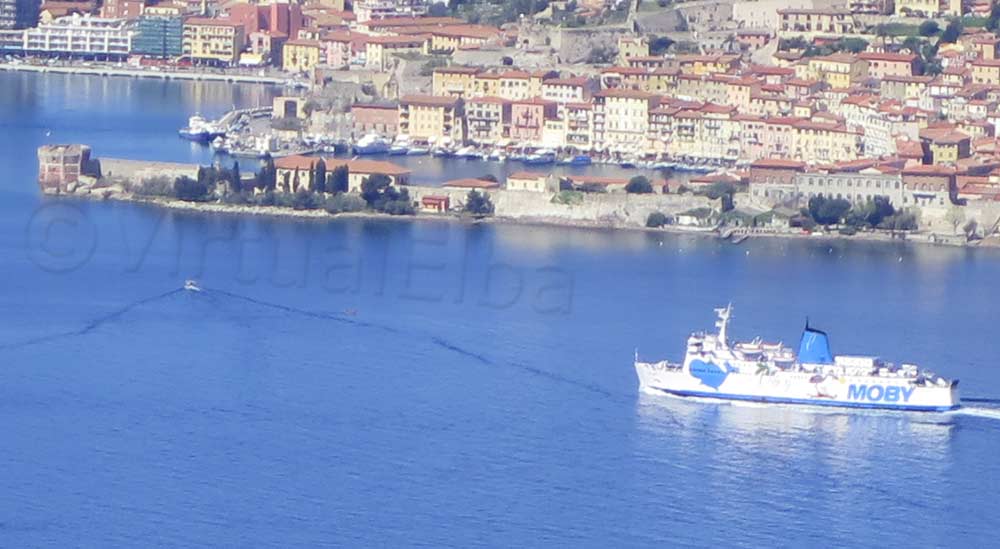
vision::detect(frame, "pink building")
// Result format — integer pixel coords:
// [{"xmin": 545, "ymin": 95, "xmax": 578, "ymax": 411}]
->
[{"xmin": 510, "ymin": 99, "xmax": 557, "ymax": 144}]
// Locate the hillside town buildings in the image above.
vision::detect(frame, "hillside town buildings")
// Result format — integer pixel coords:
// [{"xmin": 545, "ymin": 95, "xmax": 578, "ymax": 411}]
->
[{"xmin": 13, "ymin": 1, "xmax": 1000, "ymax": 226}]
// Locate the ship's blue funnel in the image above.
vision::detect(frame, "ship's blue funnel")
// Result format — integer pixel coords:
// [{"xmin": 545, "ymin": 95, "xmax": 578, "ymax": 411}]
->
[{"xmin": 798, "ymin": 322, "xmax": 834, "ymax": 364}]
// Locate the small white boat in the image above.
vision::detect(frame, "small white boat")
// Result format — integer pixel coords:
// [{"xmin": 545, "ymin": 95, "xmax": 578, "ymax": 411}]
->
[
  {"xmin": 406, "ymin": 147, "xmax": 430, "ymax": 156},
  {"xmin": 455, "ymin": 145, "xmax": 478, "ymax": 158},
  {"xmin": 184, "ymin": 280, "xmax": 202, "ymax": 292}
]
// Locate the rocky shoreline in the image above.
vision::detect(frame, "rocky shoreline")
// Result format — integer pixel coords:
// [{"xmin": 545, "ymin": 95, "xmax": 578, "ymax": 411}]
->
[{"xmin": 60, "ymin": 188, "xmax": 999, "ymax": 250}]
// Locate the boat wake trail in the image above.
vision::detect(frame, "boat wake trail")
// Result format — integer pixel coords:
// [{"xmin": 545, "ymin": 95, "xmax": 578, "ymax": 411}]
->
[
  {"xmin": 206, "ymin": 289, "xmax": 619, "ymax": 399},
  {"xmin": 951, "ymin": 407, "xmax": 1000, "ymax": 421},
  {"xmin": 0, "ymin": 288, "xmax": 185, "ymax": 352},
  {"xmin": 960, "ymin": 397, "xmax": 1000, "ymax": 404},
  {"xmin": 206, "ymin": 288, "xmax": 401, "ymax": 334}
]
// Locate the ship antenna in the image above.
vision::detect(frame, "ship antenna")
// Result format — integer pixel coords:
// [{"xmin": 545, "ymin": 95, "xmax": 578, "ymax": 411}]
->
[{"xmin": 714, "ymin": 303, "xmax": 732, "ymax": 347}]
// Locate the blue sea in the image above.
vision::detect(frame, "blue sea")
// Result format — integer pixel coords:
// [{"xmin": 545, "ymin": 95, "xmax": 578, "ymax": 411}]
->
[{"xmin": 1, "ymin": 72, "xmax": 999, "ymax": 547}]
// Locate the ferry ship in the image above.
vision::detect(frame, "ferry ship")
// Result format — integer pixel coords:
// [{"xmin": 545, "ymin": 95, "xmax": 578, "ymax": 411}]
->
[{"xmin": 635, "ymin": 305, "xmax": 960, "ymax": 412}]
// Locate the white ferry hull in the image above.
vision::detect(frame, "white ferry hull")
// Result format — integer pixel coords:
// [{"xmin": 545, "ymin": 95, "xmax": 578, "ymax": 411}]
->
[{"xmin": 636, "ymin": 361, "xmax": 960, "ymax": 412}]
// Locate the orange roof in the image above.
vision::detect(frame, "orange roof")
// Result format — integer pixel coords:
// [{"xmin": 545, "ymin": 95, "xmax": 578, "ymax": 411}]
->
[
  {"xmin": 326, "ymin": 159, "xmax": 411, "ymax": 176},
  {"xmin": 401, "ymin": 94, "xmax": 461, "ymax": 107},
  {"xmin": 858, "ymin": 52, "xmax": 917, "ymax": 63},
  {"xmin": 595, "ymin": 88, "xmax": 655, "ymax": 100},
  {"xmin": 508, "ymin": 171, "xmax": 547, "ymax": 179},
  {"xmin": 185, "ymin": 17, "xmax": 243, "ymax": 27},
  {"xmin": 442, "ymin": 178, "xmax": 501, "ymax": 189},
  {"xmin": 274, "ymin": 155, "xmax": 316, "ymax": 170},
  {"xmin": 751, "ymin": 158, "xmax": 806, "ymax": 170}
]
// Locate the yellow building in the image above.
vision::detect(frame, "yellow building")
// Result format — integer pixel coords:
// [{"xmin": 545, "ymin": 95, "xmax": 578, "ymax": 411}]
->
[
  {"xmin": 777, "ymin": 8, "xmax": 858, "ymax": 34},
  {"xmin": 920, "ymin": 128, "xmax": 971, "ymax": 165},
  {"xmin": 183, "ymin": 18, "xmax": 245, "ymax": 66},
  {"xmin": 675, "ymin": 54, "xmax": 740, "ymax": 76},
  {"xmin": 497, "ymin": 70, "xmax": 532, "ymax": 101},
  {"xmin": 399, "ymin": 95, "xmax": 466, "ymax": 146},
  {"xmin": 428, "ymin": 25, "xmax": 499, "ymax": 52},
  {"xmin": 970, "ymin": 59, "xmax": 1000, "ymax": 85},
  {"xmin": 506, "ymin": 171, "xmax": 557, "ymax": 192},
  {"xmin": 790, "ymin": 120, "xmax": 862, "ymax": 164},
  {"xmin": 592, "ymin": 88, "xmax": 654, "ymax": 153},
  {"xmin": 473, "ymin": 72, "xmax": 501, "ymax": 97},
  {"xmin": 274, "ymin": 155, "xmax": 317, "ymax": 193},
  {"xmin": 806, "ymin": 54, "xmax": 867, "ymax": 89},
  {"xmin": 365, "ymin": 35, "xmax": 427, "ymax": 71},
  {"xmin": 328, "ymin": 159, "xmax": 412, "ymax": 193},
  {"xmin": 675, "ymin": 74, "xmax": 730, "ymax": 104},
  {"xmin": 666, "ymin": 107, "xmax": 742, "ymax": 163},
  {"xmin": 282, "ymin": 40, "xmax": 323, "ymax": 74},
  {"xmin": 617, "ymin": 36, "xmax": 649, "ymax": 65},
  {"xmin": 432, "ymin": 66, "xmax": 480, "ymax": 98}
]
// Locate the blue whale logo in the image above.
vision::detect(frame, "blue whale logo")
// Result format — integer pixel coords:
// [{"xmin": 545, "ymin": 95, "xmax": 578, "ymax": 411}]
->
[{"xmin": 689, "ymin": 359, "xmax": 732, "ymax": 390}]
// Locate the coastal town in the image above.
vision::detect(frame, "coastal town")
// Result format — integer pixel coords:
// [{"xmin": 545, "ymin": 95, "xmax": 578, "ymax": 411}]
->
[{"xmin": 12, "ymin": 0, "xmax": 1000, "ymax": 242}]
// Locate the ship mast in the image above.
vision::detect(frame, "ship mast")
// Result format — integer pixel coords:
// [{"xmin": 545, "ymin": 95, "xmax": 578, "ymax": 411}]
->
[{"xmin": 714, "ymin": 304, "xmax": 732, "ymax": 348}]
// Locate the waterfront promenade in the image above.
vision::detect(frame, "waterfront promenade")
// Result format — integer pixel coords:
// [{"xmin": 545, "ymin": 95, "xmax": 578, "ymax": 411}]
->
[{"xmin": 0, "ymin": 62, "xmax": 292, "ymax": 86}]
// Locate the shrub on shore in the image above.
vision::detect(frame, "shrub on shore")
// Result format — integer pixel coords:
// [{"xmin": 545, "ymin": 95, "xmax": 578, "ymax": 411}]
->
[
  {"xmin": 325, "ymin": 193, "xmax": 366, "ymax": 214},
  {"xmin": 625, "ymin": 176, "xmax": 653, "ymax": 194},
  {"xmin": 646, "ymin": 212, "xmax": 670, "ymax": 228}
]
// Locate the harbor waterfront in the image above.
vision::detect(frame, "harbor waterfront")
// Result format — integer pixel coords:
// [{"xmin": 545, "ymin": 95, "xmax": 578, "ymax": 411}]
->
[{"xmin": 4, "ymin": 72, "xmax": 1000, "ymax": 547}]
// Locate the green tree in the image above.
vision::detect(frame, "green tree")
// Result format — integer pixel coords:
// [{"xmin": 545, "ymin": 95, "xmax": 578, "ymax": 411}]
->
[
  {"xmin": 988, "ymin": 5, "xmax": 1000, "ymax": 32},
  {"xmin": 328, "ymin": 165, "xmax": 349, "ymax": 193},
  {"xmin": 649, "ymin": 36, "xmax": 674, "ymax": 55},
  {"xmin": 313, "ymin": 158, "xmax": 327, "ymax": 193},
  {"xmin": 257, "ymin": 154, "xmax": 276, "ymax": 191},
  {"xmin": 902, "ymin": 36, "xmax": 923, "ymax": 55},
  {"xmin": 919, "ymin": 20, "xmax": 940, "ymax": 36},
  {"xmin": 646, "ymin": 212, "xmax": 669, "ymax": 228},
  {"xmin": 941, "ymin": 19, "xmax": 963, "ymax": 43},
  {"xmin": 361, "ymin": 174, "xmax": 415, "ymax": 214},
  {"xmin": 292, "ymin": 188, "xmax": 320, "ymax": 210},
  {"xmin": 464, "ymin": 189, "xmax": 495, "ymax": 215},
  {"xmin": 808, "ymin": 196, "xmax": 852, "ymax": 225},
  {"xmin": 174, "ymin": 176, "xmax": 209, "ymax": 202},
  {"xmin": 625, "ymin": 175, "xmax": 654, "ymax": 194},
  {"xmin": 231, "ymin": 161, "xmax": 242, "ymax": 194},
  {"xmin": 836, "ymin": 37, "xmax": 869, "ymax": 53}
]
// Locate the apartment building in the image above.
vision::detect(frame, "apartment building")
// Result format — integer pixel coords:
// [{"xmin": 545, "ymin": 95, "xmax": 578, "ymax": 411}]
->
[
  {"xmin": 592, "ymin": 88, "xmax": 654, "ymax": 153},
  {"xmin": 23, "ymin": 14, "xmax": 132, "ymax": 58},
  {"xmin": 777, "ymin": 8, "xmax": 858, "ymax": 34},
  {"xmin": 466, "ymin": 96, "xmax": 510, "ymax": 144},
  {"xmin": 353, "ymin": 0, "xmax": 428, "ymax": 23},
  {"xmin": 282, "ymin": 39, "xmax": 322, "ymax": 73},
  {"xmin": 183, "ymin": 17, "xmax": 245, "ymax": 66},
  {"xmin": 432, "ymin": 65, "xmax": 479, "ymax": 98},
  {"xmin": 398, "ymin": 94, "xmax": 465, "ymax": 145}
]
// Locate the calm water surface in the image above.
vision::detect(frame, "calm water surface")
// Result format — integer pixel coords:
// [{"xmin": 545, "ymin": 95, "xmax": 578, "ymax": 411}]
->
[{"xmin": 1, "ymin": 72, "xmax": 999, "ymax": 547}]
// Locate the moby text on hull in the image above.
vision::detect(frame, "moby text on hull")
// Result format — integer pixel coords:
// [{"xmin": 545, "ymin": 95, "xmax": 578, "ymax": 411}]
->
[{"xmin": 635, "ymin": 306, "xmax": 960, "ymax": 412}]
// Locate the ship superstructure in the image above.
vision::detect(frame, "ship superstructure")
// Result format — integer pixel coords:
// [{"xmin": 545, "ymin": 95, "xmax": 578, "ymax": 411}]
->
[{"xmin": 635, "ymin": 305, "xmax": 960, "ymax": 411}]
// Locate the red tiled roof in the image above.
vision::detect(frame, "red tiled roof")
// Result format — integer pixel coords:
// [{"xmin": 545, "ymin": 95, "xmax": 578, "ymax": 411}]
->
[
  {"xmin": 751, "ymin": 158, "xmax": 806, "ymax": 169},
  {"xmin": 400, "ymin": 94, "xmax": 461, "ymax": 107},
  {"xmin": 442, "ymin": 178, "xmax": 501, "ymax": 189}
]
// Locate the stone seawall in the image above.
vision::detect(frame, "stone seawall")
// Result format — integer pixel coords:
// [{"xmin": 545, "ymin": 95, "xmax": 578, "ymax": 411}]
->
[{"xmin": 405, "ymin": 187, "xmax": 713, "ymax": 228}]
